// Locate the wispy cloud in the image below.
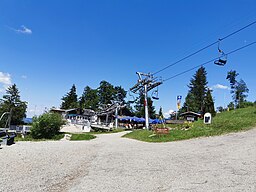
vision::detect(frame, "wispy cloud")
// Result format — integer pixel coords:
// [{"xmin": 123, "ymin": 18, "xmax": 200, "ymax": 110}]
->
[
  {"xmin": 163, "ymin": 109, "xmax": 175, "ymax": 118},
  {"xmin": 12, "ymin": 25, "xmax": 32, "ymax": 34},
  {"xmin": 0, "ymin": 72, "xmax": 12, "ymax": 93},
  {"xmin": 212, "ymin": 84, "xmax": 230, "ymax": 90},
  {"xmin": 21, "ymin": 75, "xmax": 27, "ymax": 79}
]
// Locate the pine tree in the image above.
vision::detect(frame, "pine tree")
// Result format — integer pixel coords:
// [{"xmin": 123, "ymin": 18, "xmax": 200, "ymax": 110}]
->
[
  {"xmin": 189, "ymin": 66, "xmax": 208, "ymax": 112},
  {"xmin": 79, "ymin": 86, "xmax": 99, "ymax": 110},
  {"xmin": 61, "ymin": 84, "xmax": 78, "ymax": 109},
  {"xmin": 158, "ymin": 107, "xmax": 163, "ymax": 119},
  {"xmin": 180, "ymin": 67, "xmax": 213, "ymax": 114},
  {"xmin": 0, "ymin": 84, "xmax": 27, "ymax": 126},
  {"xmin": 114, "ymin": 86, "xmax": 126, "ymax": 103},
  {"xmin": 181, "ymin": 93, "xmax": 197, "ymax": 113},
  {"xmin": 134, "ymin": 93, "xmax": 156, "ymax": 119},
  {"xmin": 204, "ymin": 88, "xmax": 216, "ymax": 116}
]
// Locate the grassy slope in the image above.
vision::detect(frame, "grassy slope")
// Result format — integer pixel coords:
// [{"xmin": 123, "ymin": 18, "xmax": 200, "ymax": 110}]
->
[
  {"xmin": 70, "ymin": 134, "xmax": 96, "ymax": 141},
  {"xmin": 70, "ymin": 128, "xmax": 125, "ymax": 140},
  {"xmin": 15, "ymin": 128, "xmax": 125, "ymax": 142},
  {"xmin": 15, "ymin": 132, "xmax": 66, "ymax": 142},
  {"xmin": 123, "ymin": 107, "xmax": 256, "ymax": 142}
]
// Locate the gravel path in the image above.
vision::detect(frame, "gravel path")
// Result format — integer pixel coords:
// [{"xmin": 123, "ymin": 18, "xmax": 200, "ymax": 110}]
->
[{"xmin": 0, "ymin": 129, "xmax": 256, "ymax": 192}]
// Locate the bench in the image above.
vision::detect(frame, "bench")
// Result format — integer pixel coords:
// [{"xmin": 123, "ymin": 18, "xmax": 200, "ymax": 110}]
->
[
  {"xmin": 0, "ymin": 131, "xmax": 16, "ymax": 145},
  {"xmin": 153, "ymin": 127, "xmax": 169, "ymax": 135}
]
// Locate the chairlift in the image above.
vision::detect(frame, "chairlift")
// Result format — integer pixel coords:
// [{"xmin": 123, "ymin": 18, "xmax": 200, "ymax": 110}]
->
[
  {"xmin": 214, "ymin": 39, "xmax": 227, "ymax": 66},
  {"xmin": 152, "ymin": 88, "xmax": 159, "ymax": 100}
]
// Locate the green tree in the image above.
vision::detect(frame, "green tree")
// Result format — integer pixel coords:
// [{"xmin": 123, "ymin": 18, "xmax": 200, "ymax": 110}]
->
[
  {"xmin": 79, "ymin": 86, "xmax": 99, "ymax": 110},
  {"xmin": 0, "ymin": 84, "xmax": 27, "ymax": 126},
  {"xmin": 189, "ymin": 66, "xmax": 208, "ymax": 112},
  {"xmin": 98, "ymin": 81, "xmax": 116, "ymax": 106},
  {"xmin": 226, "ymin": 70, "xmax": 239, "ymax": 90},
  {"xmin": 235, "ymin": 79, "xmax": 249, "ymax": 108},
  {"xmin": 134, "ymin": 93, "xmax": 156, "ymax": 119},
  {"xmin": 121, "ymin": 103, "xmax": 134, "ymax": 116},
  {"xmin": 239, "ymin": 101, "xmax": 255, "ymax": 108},
  {"xmin": 226, "ymin": 71, "xmax": 249, "ymax": 108},
  {"xmin": 30, "ymin": 112, "xmax": 64, "ymax": 139},
  {"xmin": 114, "ymin": 86, "xmax": 126, "ymax": 103},
  {"xmin": 204, "ymin": 88, "xmax": 216, "ymax": 116},
  {"xmin": 158, "ymin": 106, "xmax": 164, "ymax": 119},
  {"xmin": 61, "ymin": 84, "xmax": 78, "ymax": 109},
  {"xmin": 227, "ymin": 102, "xmax": 235, "ymax": 110},
  {"xmin": 180, "ymin": 93, "xmax": 197, "ymax": 113},
  {"xmin": 180, "ymin": 67, "xmax": 209, "ymax": 114},
  {"xmin": 217, "ymin": 106, "xmax": 224, "ymax": 112}
]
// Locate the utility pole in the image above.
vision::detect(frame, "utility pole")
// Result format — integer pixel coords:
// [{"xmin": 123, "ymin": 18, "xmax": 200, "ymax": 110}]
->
[
  {"xmin": 144, "ymin": 83, "xmax": 149, "ymax": 129},
  {"xmin": 115, "ymin": 106, "xmax": 118, "ymax": 129},
  {"xmin": 130, "ymin": 72, "xmax": 162, "ymax": 130}
]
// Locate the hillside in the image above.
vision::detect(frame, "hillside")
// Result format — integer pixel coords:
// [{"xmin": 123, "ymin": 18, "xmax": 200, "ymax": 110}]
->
[{"xmin": 123, "ymin": 107, "xmax": 256, "ymax": 142}]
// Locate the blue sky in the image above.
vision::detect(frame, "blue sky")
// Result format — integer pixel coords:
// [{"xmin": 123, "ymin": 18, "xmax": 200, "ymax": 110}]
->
[{"xmin": 0, "ymin": 0, "xmax": 256, "ymax": 117}]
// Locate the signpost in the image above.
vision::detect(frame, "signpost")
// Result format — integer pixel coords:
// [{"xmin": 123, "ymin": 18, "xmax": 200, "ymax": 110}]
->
[
  {"xmin": 204, "ymin": 113, "xmax": 212, "ymax": 124},
  {"xmin": 176, "ymin": 95, "xmax": 182, "ymax": 120}
]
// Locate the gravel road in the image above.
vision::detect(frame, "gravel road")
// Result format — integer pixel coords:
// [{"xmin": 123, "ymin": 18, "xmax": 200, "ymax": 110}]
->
[{"xmin": 0, "ymin": 128, "xmax": 256, "ymax": 192}]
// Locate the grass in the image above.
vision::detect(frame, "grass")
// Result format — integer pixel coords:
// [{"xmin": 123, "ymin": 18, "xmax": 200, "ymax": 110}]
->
[
  {"xmin": 90, "ymin": 128, "xmax": 125, "ymax": 134},
  {"xmin": 123, "ymin": 107, "xmax": 256, "ymax": 142},
  {"xmin": 14, "ymin": 128, "xmax": 124, "ymax": 142},
  {"xmin": 70, "ymin": 133, "xmax": 96, "ymax": 141},
  {"xmin": 15, "ymin": 132, "xmax": 66, "ymax": 142}
]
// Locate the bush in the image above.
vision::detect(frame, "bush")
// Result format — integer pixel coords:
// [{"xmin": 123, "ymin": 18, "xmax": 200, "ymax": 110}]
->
[{"xmin": 30, "ymin": 113, "xmax": 65, "ymax": 139}]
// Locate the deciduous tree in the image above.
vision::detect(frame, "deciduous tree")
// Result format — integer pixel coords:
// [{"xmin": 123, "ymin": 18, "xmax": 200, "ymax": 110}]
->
[
  {"xmin": 98, "ymin": 81, "xmax": 116, "ymax": 106},
  {"xmin": 226, "ymin": 70, "xmax": 249, "ymax": 108}
]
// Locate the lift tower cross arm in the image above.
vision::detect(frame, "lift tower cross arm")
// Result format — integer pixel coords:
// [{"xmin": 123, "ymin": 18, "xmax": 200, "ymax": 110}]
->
[{"xmin": 130, "ymin": 72, "xmax": 162, "ymax": 130}]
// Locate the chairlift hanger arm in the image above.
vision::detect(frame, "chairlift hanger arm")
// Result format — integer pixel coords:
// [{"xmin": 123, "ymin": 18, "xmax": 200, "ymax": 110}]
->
[{"xmin": 147, "ymin": 82, "xmax": 163, "ymax": 92}]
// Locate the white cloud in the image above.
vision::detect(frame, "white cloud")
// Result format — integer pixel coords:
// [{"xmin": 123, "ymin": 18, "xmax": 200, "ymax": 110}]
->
[
  {"xmin": 212, "ymin": 84, "xmax": 230, "ymax": 90},
  {"xmin": 0, "ymin": 72, "xmax": 11, "ymax": 85},
  {"xmin": 169, "ymin": 109, "xmax": 175, "ymax": 114},
  {"xmin": 14, "ymin": 25, "xmax": 32, "ymax": 34},
  {"xmin": 163, "ymin": 109, "xmax": 175, "ymax": 118},
  {"xmin": 0, "ymin": 72, "xmax": 12, "ymax": 91},
  {"xmin": 21, "ymin": 75, "xmax": 27, "ymax": 79}
]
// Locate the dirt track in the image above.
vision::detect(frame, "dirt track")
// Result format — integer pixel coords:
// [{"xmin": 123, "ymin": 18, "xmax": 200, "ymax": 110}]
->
[{"xmin": 1, "ymin": 129, "xmax": 256, "ymax": 192}]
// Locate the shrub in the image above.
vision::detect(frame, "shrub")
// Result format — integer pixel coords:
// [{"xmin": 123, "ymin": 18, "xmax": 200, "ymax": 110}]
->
[{"xmin": 30, "ymin": 113, "xmax": 65, "ymax": 139}]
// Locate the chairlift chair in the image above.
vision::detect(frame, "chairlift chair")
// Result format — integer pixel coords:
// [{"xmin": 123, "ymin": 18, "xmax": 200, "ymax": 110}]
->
[
  {"xmin": 214, "ymin": 53, "xmax": 227, "ymax": 66},
  {"xmin": 214, "ymin": 39, "xmax": 227, "ymax": 66},
  {"xmin": 152, "ymin": 88, "xmax": 159, "ymax": 100}
]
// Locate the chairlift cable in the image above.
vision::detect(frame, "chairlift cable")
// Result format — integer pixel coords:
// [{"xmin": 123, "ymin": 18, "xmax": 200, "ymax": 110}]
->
[
  {"xmin": 163, "ymin": 41, "xmax": 256, "ymax": 82},
  {"xmin": 153, "ymin": 20, "xmax": 256, "ymax": 75}
]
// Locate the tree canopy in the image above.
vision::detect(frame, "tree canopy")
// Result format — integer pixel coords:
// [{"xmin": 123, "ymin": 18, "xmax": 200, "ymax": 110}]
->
[
  {"xmin": 0, "ymin": 84, "xmax": 27, "ymax": 126},
  {"xmin": 134, "ymin": 92, "xmax": 156, "ymax": 119},
  {"xmin": 79, "ymin": 86, "xmax": 99, "ymax": 111},
  {"xmin": 61, "ymin": 84, "xmax": 78, "ymax": 109},
  {"xmin": 60, "ymin": 81, "xmax": 131, "ymax": 114},
  {"xmin": 226, "ymin": 70, "xmax": 249, "ymax": 108},
  {"xmin": 180, "ymin": 66, "xmax": 215, "ymax": 115}
]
